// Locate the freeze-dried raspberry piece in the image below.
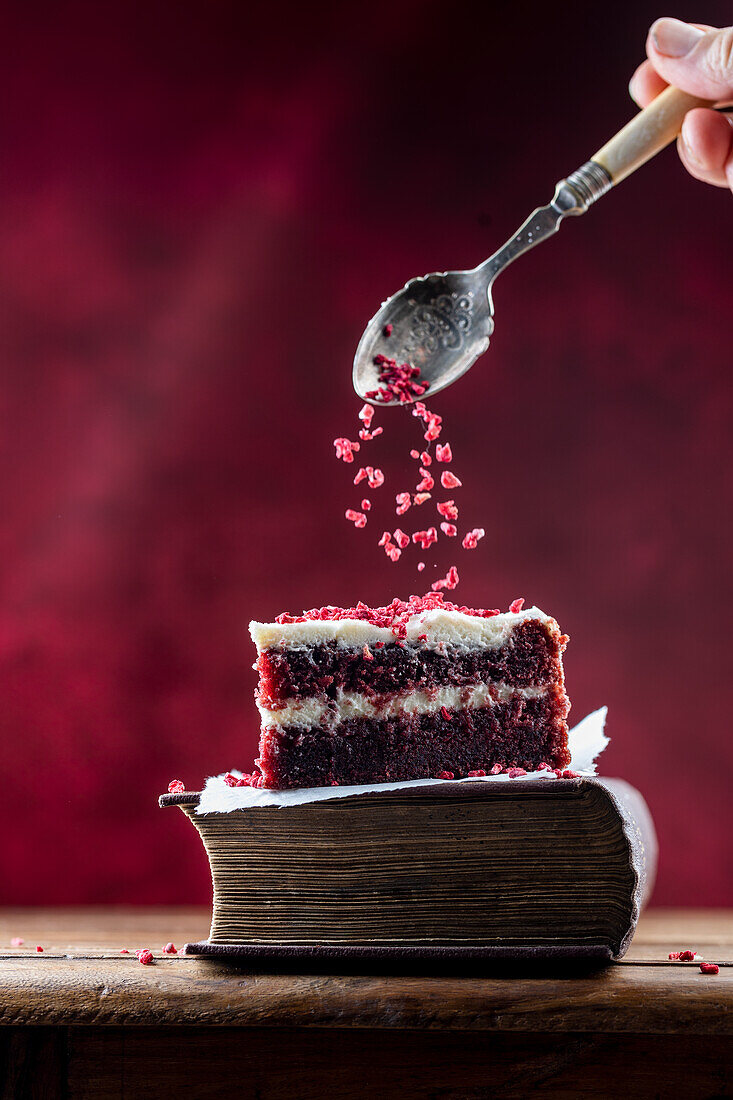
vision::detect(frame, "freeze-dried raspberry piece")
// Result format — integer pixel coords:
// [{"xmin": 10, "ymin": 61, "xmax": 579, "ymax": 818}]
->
[
  {"xmin": 440, "ymin": 522, "xmax": 457, "ymax": 537},
  {"xmin": 416, "ymin": 468, "xmax": 434, "ymax": 492},
  {"xmin": 359, "ymin": 427, "xmax": 383, "ymax": 440},
  {"xmin": 420, "ymin": 451, "xmax": 432, "ymax": 466},
  {"xmin": 435, "ymin": 443, "xmax": 452, "ymax": 463},
  {"xmin": 561, "ymin": 769, "xmax": 582, "ymax": 779},
  {"xmin": 386, "ymin": 545, "xmax": 401, "ymax": 562},
  {"xmin": 417, "ymin": 562, "xmax": 425, "ymax": 571},
  {"xmin": 358, "ymin": 404, "xmax": 374, "ymax": 424},
  {"xmin": 10, "ymin": 937, "xmax": 23, "ymax": 947},
  {"xmin": 167, "ymin": 779, "xmax": 185, "ymax": 794},
  {"xmin": 365, "ymin": 467, "xmax": 384, "ymax": 489},
  {"xmin": 490, "ymin": 764, "xmax": 503, "ymax": 775},
  {"xmin": 35, "ymin": 946, "xmax": 44, "ymax": 952},
  {"xmin": 410, "ymin": 449, "xmax": 420, "ymax": 459},
  {"xmin": 163, "ymin": 943, "xmax": 178, "ymax": 954},
  {"xmin": 440, "ymin": 706, "xmax": 451, "ymax": 721},
  {"xmin": 120, "ymin": 948, "xmax": 130, "ymax": 954},
  {"xmin": 363, "ymin": 644, "xmax": 374, "ymax": 661},
  {"xmin": 361, "ymin": 499, "xmax": 371, "ymax": 511},
  {"xmin": 334, "ymin": 438, "xmax": 360, "ymax": 462},
  {"xmin": 345, "ymin": 509, "xmax": 367, "ymax": 528},
  {"xmin": 413, "ymin": 492, "xmax": 431, "ymax": 505},
  {"xmin": 700, "ymin": 963, "xmax": 719, "ymax": 974},
  {"xmin": 440, "ymin": 471, "xmax": 462, "ymax": 489},
  {"xmin": 137, "ymin": 949, "xmax": 154, "ymax": 966},
  {"xmin": 395, "ymin": 492, "xmax": 411, "ymax": 515},
  {"xmin": 437, "ymin": 500, "xmax": 458, "ymax": 521},
  {"xmin": 437, "ymin": 770, "xmax": 454, "ymax": 780},
  {"xmin": 223, "ymin": 773, "xmax": 240, "ymax": 787},
  {"xmin": 393, "ymin": 528, "xmax": 410, "ymax": 549},
  {"xmin": 378, "ymin": 531, "xmax": 391, "ymax": 546},
  {"xmin": 462, "ymin": 528, "xmax": 485, "ymax": 550},
  {"xmin": 431, "ymin": 565, "xmax": 459, "ymax": 591},
  {"xmin": 467, "ymin": 769, "xmax": 487, "ymax": 777},
  {"xmin": 383, "ymin": 323, "xmax": 393, "ymax": 337},
  {"xmin": 412, "ymin": 527, "xmax": 438, "ymax": 550},
  {"xmin": 509, "ymin": 597, "xmax": 525, "ymax": 613},
  {"xmin": 507, "ymin": 768, "xmax": 527, "ymax": 778},
  {"xmin": 353, "ymin": 467, "xmax": 367, "ymax": 485},
  {"xmin": 424, "ymin": 418, "xmax": 442, "ymax": 442}
]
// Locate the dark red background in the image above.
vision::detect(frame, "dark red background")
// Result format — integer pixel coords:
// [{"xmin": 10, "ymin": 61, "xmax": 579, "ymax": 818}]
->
[{"xmin": 1, "ymin": 1, "xmax": 731, "ymax": 906}]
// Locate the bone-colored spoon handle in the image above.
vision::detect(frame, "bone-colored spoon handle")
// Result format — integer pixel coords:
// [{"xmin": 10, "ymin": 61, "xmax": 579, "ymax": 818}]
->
[{"xmin": 592, "ymin": 85, "xmax": 712, "ymax": 184}]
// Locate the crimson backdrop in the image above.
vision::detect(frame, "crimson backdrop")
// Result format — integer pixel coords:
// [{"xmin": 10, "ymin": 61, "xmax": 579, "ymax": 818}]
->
[{"xmin": 1, "ymin": 0, "xmax": 731, "ymax": 906}]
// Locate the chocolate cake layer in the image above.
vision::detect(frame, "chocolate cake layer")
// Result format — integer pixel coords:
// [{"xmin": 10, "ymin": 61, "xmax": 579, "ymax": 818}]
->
[
  {"xmin": 256, "ymin": 689, "xmax": 571, "ymax": 789},
  {"xmin": 257, "ymin": 616, "xmax": 562, "ymax": 708}
]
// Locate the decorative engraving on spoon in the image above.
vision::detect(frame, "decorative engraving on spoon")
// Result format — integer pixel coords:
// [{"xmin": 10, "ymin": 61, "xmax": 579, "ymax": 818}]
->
[{"xmin": 405, "ymin": 291, "xmax": 475, "ymax": 356}]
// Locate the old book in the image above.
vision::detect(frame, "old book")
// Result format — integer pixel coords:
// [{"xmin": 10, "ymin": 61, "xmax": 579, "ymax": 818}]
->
[{"xmin": 160, "ymin": 777, "xmax": 656, "ymax": 962}]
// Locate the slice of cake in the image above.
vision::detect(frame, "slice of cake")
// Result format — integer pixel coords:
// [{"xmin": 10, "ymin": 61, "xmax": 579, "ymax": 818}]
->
[{"xmin": 248, "ymin": 594, "xmax": 570, "ymax": 789}]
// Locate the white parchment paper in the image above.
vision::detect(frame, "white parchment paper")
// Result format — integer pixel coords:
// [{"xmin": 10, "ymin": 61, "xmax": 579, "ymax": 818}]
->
[{"xmin": 196, "ymin": 706, "xmax": 609, "ymax": 814}]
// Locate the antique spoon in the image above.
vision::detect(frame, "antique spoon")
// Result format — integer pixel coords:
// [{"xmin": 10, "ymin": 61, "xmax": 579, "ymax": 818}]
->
[{"xmin": 353, "ymin": 86, "xmax": 713, "ymax": 405}]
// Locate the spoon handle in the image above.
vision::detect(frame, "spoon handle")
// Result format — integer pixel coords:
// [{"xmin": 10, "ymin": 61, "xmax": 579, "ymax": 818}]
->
[{"xmin": 592, "ymin": 85, "xmax": 711, "ymax": 184}]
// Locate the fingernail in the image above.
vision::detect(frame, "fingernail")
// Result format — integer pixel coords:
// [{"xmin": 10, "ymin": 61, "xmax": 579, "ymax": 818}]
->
[{"xmin": 651, "ymin": 18, "xmax": 705, "ymax": 58}]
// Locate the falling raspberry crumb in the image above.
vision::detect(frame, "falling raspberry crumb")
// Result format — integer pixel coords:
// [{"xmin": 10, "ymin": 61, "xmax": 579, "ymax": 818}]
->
[
  {"xmin": 361, "ymin": 499, "xmax": 371, "ymax": 511},
  {"xmin": 333, "ymin": 438, "xmax": 360, "ymax": 463},
  {"xmin": 509, "ymin": 597, "xmax": 525, "ymax": 614},
  {"xmin": 413, "ymin": 491, "xmax": 431, "ymax": 505},
  {"xmin": 36, "ymin": 946, "xmax": 43, "ymax": 953},
  {"xmin": 417, "ymin": 561, "xmax": 425, "ymax": 571},
  {"xmin": 440, "ymin": 522, "xmax": 457, "ymax": 537},
  {"xmin": 507, "ymin": 768, "xmax": 528, "ymax": 778},
  {"xmin": 462, "ymin": 528, "xmax": 485, "ymax": 550},
  {"xmin": 10, "ymin": 937, "xmax": 23, "ymax": 947},
  {"xmin": 440, "ymin": 706, "xmax": 451, "ymax": 721},
  {"xmin": 420, "ymin": 451, "xmax": 432, "ymax": 466},
  {"xmin": 435, "ymin": 443, "xmax": 452, "ymax": 463},
  {"xmin": 345, "ymin": 508, "xmax": 367, "ymax": 528},
  {"xmin": 383, "ymin": 323, "xmax": 393, "ymax": 337},
  {"xmin": 416, "ymin": 468, "xmax": 434, "ymax": 492},
  {"xmin": 365, "ymin": 466, "xmax": 384, "ymax": 490},
  {"xmin": 395, "ymin": 492, "xmax": 411, "ymax": 515},
  {"xmin": 700, "ymin": 963, "xmax": 719, "ymax": 974},
  {"xmin": 393, "ymin": 528, "xmax": 410, "ymax": 549},
  {"xmin": 431, "ymin": 565, "xmax": 459, "ymax": 591},
  {"xmin": 440, "ymin": 471, "xmax": 462, "ymax": 489},
  {"xmin": 167, "ymin": 779, "xmax": 185, "ymax": 794},
  {"xmin": 163, "ymin": 943, "xmax": 178, "ymax": 954},
  {"xmin": 137, "ymin": 949, "xmax": 154, "ymax": 966},
  {"xmin": 358, "ymin": 404, "xmax": 374, "ymax": 424},
  {"xmin": 437, "ymin": 500, "xmax": 458, "ymax": 521},
  {"xmin": 410, "ymin": 449, "xmax": 420, "ymax": 459},
  {"xmin": 437, "ymin": 770, "xmax": 454, "ymax": 780},
  {"xmin": 412, "ymin": 527, "xmax": 438, "ymax": 550}
]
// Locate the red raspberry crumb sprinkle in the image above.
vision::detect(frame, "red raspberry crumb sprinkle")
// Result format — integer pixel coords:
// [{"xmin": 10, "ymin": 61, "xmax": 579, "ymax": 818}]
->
[
  {"xmin": 361, "ymin": 499, "xmax": 371, "ymax": 511},
  {"xmin": 700, "ymin": 963, "xmax": 720, "ymax": 974},
  {"xmin": 383, "ymin": 323, "xmax": 393, "ymax": 337},
  {"xmin": 462, "ymin": 527, "xmax": 485, "ymax": 550},
  {"xmin": 417, "ymin": 562, "xmax": 425, "ymax": 571},
  {"xmin": 393, "ymin": 528, "xmax": 410, "ymax": 549},
  {"xmin": 345, "ymin": 508, "xmax": 367, "ymax": 528},
  {"xmin": 437, "ymin": 770, "xmax": 454, "ymax": 780},
  {"xmin": 435, "ymin": 443, "xmax": 453, "ymax": 463},
  {"xmin": 353, "ymin": 467, "xmax": 367, "ymax": 484},
  {"xmin": 410, "ymin": 449, "xmax": 420, "ymax": 459},
  {"xmin": 440, "ymin": 522, "xmax": 457, "ymax": 537},
  {"xmin": 167, "ymin": 779, "xmax": 185, "ymax": 794},
  {"xmin": 467, "ymin": 770, "xmax": 487, "ymax": 777},
  {"xmin": 36, "ymin": 946, "xmax": 43, "ymax": 952},
  {"xmin": 359, "ymin": 427, "xmax": 383, "ymax": 440},
  {"xmin": 440, "ymin": 471, "xmax": 462, "ymax": 489},
  {"xmin": 507, "ymin": 768, "xmax": 528, "ymax": 778},
  {"xmin": 378, "ymin": 531, "xmax": 391, "ymax": 546},
  {"xmin": 677, "ymin": 950, "xmax": 698, "ymax": 962},
  {"xmin": 137, "ymin": 949, "xmax": 154, "ymax": 966},
  {"xmin": 509, "ymin": 597, "xmax": 525, "ymax": 614},
  {"xmin": 416, "ymin": 468, "xmax": 434, "ymax": 492},
  {"xmin": 424, "ymin": 418, "xmax": 442, "ymax": 442},
  {"xmin": 10, "ymin": 937, "xmax": 24, "ymax": 947},
  {"xmin": 440, "ymin": 705, "xmax": 451, "ymax": 721},
  {"xmin": 413, "ymin": 492, "xmax": 431, "ymax": 505},
  {"xmin": 490, "ymin": 764, "xmax": 503, "ymax": 775},
  {"xmin": 120, "ymin": 948, "xmax": 130, "ymax": 954},
  {"xmin": 358, "ymin": 404, "xmax": 374, "ymax": 424},
  {"xmin": 431, "ymin": 565, "xmax": 459, "ymax": 591},
  {"xmin": 395, "ymin": 492, "xmax": 411, "ymax": 515},
  {"xmin": 365, "ymin": 466, "xmax": 384, "ymax": 490},
  {"xmin": 334, "ymin": 438, "xmax": 360, "ymax": 463},
  {"xmin": 538, "ymin": 762, "xmax": 553, "ymax": 772},
  {"xmin": 363, "ymin": 644, "xmax": 374, "ymax": 661},
  {"xmin": 386, "ymin": 545, "xmax": 401, "ymax": 562},
  {"xmin": 437, "ymin": 500, "xmax": 458, "ymax": 520},
  {"xmin": 420, "ymin": 451, "xmax": 432, "ymax": 466},
  {"xmin": 163, "ymin": 943, "xmax": 178, "ymax": 954},
  {"xmin": 412, "ymin": 527, "xmax": 438, "ymax": 550},
  {"xmin": 223, "ymin": 773, "xmax": 240, "ymax": 787}
]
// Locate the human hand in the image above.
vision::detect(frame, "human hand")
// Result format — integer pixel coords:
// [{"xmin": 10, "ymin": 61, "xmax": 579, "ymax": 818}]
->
[{"xmin": 629, "ymin": 18, "xmax": 733, "ymax": 190}]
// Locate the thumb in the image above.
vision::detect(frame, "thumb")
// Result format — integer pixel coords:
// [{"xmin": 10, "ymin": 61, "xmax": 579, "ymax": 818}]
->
[{"xmin": 647, "ymin": 19, "xmax": 733, "ymax": 101}]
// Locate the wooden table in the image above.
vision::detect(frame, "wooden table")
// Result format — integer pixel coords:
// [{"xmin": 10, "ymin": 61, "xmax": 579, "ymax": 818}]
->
[{"xmin": 1, "ymin": 908, "xmax": 731, "ymax": 1098}]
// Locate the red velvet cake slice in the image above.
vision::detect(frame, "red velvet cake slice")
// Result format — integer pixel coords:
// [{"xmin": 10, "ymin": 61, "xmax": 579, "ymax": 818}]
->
[{"xmin": 249, "ymin": 594, "xmax": 571, "ymax": 790}]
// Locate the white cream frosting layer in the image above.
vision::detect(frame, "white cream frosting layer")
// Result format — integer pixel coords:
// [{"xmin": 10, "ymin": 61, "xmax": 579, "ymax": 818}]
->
[
  {"xmin": 257, "ymin": 682, "xmax": 547, "ymax": 731},
  {"xmin": 249, "ymin": 606, "xmax": 555, "ymax": 653}
]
